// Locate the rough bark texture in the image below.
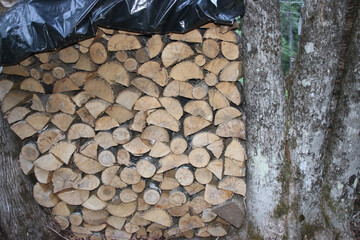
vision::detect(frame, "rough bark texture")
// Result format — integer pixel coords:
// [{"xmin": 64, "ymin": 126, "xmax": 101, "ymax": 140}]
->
[
  {"xmin": 0, "ymin": 111, "xmax": 60, "ymax": 240},
  {"xmin": 286, "ymin": 0, "xmax": 348, "ymax": 238},
  {"xmin": 242, "ymin": 1, "xmax": 287, "ymax": 239},
  {"xmin": 321, "ymin": 4, "xmax": 360, "ymax": 239}
]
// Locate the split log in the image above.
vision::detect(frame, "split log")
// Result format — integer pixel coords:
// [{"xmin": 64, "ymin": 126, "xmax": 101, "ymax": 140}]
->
[
  {"xmin": 37, "ymin": 128, "xmax": 65, "ymax": 153},
  {"xmin": 89, "ymin": 42, "xmax": 107, "ymax": 64},
  {"xmin": 2, "ymin": 91, "xmax": 29, "ymax": 113},
  {"xmin": 115, "ymin": 50, "xmax": 128, "ymax": 62},
  {"xmin": 184, "ymin": 116, "xmax": 211, "ymax": 137},
  {"xmin": 207, "ymin": 222, "xmax": 228, "ymax": 237},
  {"xmin": 30, "ymin": 94, "xmax": 45, "ymax": 112},
  {"xmin": 73, "ymin": 153, "xmax": 105, "ymax": 174},
  {"xmin": 136, "ymin": 159, "xmax": 157, "ymax": 178},
  {"xmin": 19, "ymin": 155, "xmax": 34, "ymax": 175},
  {"xmin": 149, "ymin": 141, "xmax": 171, "ymax": 158},
  {"xmin": 46, "ymin": 93, "xmax": 76, "ymax": 114},
  {"xmin": 211, "ymin": 201, "xmax": 245, "ymax": 228},
  {"xmin": 218, "ymin": 176, "xmax": 246, "ymax": 196},
  {"xmin": 20, "ymin": 78, "xmax": 45, "ymax": 93},
  {"xmin": 115, "ymin": 86, "xmax": 142, "ymax": 110},
  {"xmin": 206, "ymin": 159, "xmax": 224, "ymax": 179},
  {"xmin": 201, "ymin": 208, "xmax": 217, "ymax": 223},
  {"xmin": 132, "ymin": 77, "xmax": 160, "ymax": 98},
  {"xmin": 72, "ymin": 53, "xmax": 96, "ymax": 71},
  {"xmin": 143, "ymin": 208, "xmax": 173, "ymax": 227},
  {"xmin": 98, "ymin": 150, "xmax": 116, "ymax": 167},
  {"xmin": 157, "ymin": 154, "xmax": 189, "ymax": 173},
  {"xmin": 224, "ymin": 157, "xmax": 246, "ymax": 177},
  {"xmin": 53, "ymin": 78, "xmax": 80, "ymax": 93},
  {"xmin": 98, "ymin": 62, "xmax": 129, "ymax": 86},
  {"xmin": 221, "ymin": 42, "xmax": 239, "ymax": 60},
  {"xmin": 10, "ymin": 121, "xmax": 37, "ymax": 139},
  {"xmin": 95, "ymin": 116, "xmax": 119, "ymax": 131},
  {"xmin": 158, "ymin": 97, "xmax": 183, "ymax": 120},
  {"xmin": 216, "ymin": 82, "xmax": 241, "ymax": 105},
  {"xmin": 77, "ymin": 107, "xmax": 95, "ymax": 127},
  {"xmin": 204, "ymin": 58, "xmax": 230, "ymax": 75},
  {"xmin": 20, "ymin": 56, "xmax": 35, "ymax": 66},
  {"xmin": 203, "ymin": 28, "xmax": 237, "ymax": 42},
  {"xmin": 105, "ymin": 104, "xmax": 134, "ymax": 124},
  {"xmin": 138, "ymin": 61, "xmax": 168, "ymax": 86},
  {"xmin": 34, "ymin": 167, "xmax": 51, "ymax": 184},
  {"xmin": 219, "ymin": 61, "xmax": 241, "ymax": 82},
  {"xmin": 85, "ymin": 99, "xmax": 110, "ymax": 118},
  {"xmin": 160, "ymin": 176, "xmax": 180, "ymax": 191},
  {"xmin": 184, "ymin": 100, "xmax": 213, "ymax": 122},
  {"xmin": 214, "ymin": 106, "xmax": 242, "ymax": 125},
  {"xmin": 5, "ymin": 106, "xmax": 30, "ymax": 124},
  {"xmin": 216, "ymin": 118, "xmax": 246, "ymax": 139},
  {"xmin": 82, "ymin": 208, "xmax": 109, "ymax": 225},
  {"xmin": 130, "ymin": 111, "xmax": 147, "ymax": 132},
  {"xmin": 78, "ymin": 175, "xmax": 100, "ymax": 191},
  {"xmin": 124, "ymin": 222, "xmax": 140, "ymax": 234},
  {"xmin": 113, "ymin": 126, "xmax": 131, "ymax": 144},
  {"xmin": 170, "ymin": 61, "xmax": 203, "ymax": 81},
  {"xmin": 134, "ymin": 96, "xmax": 161, "ymax": 111},
  {"xmin": 179, "ymin": 213, "xmax": 205, "ymax": 232},
  {"xmin": 35, "ymin": 52, "xmax": 52, "ymax": 63},
  {"xmin": 132, "ymin": 179, "xmax": 146, "ymax": 193},
  {"xmin": 168, "ymin": 202, "xmax": 190, "ymax": 217},
  {"xmin": 68, "ymin": 123, "xmax": 95, "ymax": 140},
  {"xmin": 83, "ymin": 223, "xmax": 106, "ymax": 232},
  {"xmin": 204, "ymin": 184, "xmax": 232, "ymax": 205},
  {"xmin": 108, "ymin": 34, "xmax": 141, "ymax": 51},
  {"xmin": 54, "ymin": 215, "xmax": 70, "ymax": 230},
  {"xmin": 21, "ymin": 143, "xmax": 39, "ymax": 162},
  {"xmin": 84, "ymin": 78, "xmax": 114, "ymax": 103},
  {"xmin": 119, "ymin": 189, "xmax": 138, "ymax": 203},
  {"xmin": 33, "ymin": 182, "xmax": 59, "ymax": 207},
  {"xmin": 116, "ymin": 149, "xmax": 131, "ymax": 166},
  {"xmin": 189, "ymin": 148, "xmax": 210, "ymax": 168},
  {"xmin": 147, "ymin": 109, "xmax": 179, "ymax": 132},
  {"xmin": 2, "ymin": 65, "xmax": 29, "ymax": 77},
  {"xmin": 163, "ymin": 80, "xmax": 194, "ymax": 99},
  {"xmin": 101, "ymin": 166, "xmax": 120, "ymax": 185},
  {"xmin": 71, "ymin": 91, "xmax": 92, "ymax": 107},
  {"xmin": 107, "ymin": 202, "xmax": 137, "ymax": 218},
  {"xmin": 170, "ymin": 136, "xmax": 188, "ymax": 154},
  {"xmin": 50, "ymin": 141, "xmax": 76, "ymax": 164},
  {"xmin": 195, "ymin": 168, "xmax": 213, "ymax": 184},
  {"xmin": 146, "ymin": 34, "xmax": 163, "ymax": 59},
  {"xmin": 59, "ymin": 46, "xmax": 79, "ymax": 63},
  {"xmin": 208, "ymin": 88, "xmax": 230, "ymax": 110},
  {"xmin": 161, "ymin": 42, "xmax": 194, "ymax": 67},
  {"xmin": 58, "ymin": 189, "xmax": 89, "ymax": 205},
  {"xmin": 141, "ymin": 126, "xmax": 170, "ymax": 143},
  {"xmin": 30, "ymin": 68, "xmax": 41, "ymax": 80},
  {"xmin": 69, "ymin": 71, "xmax": 96, "ymax": 87},
  {"xmin": 82, "ymin": 195, "xmax": 107, "ymax": 211},
  {"xmin": 189, "ymin": 196, "xmax": 212, "ymax": 214},
  {"xmin": 95, "ymin": 132, "xmax": 118, "ymax": 149},
  {"xmin": 202, "ymin": 39, "xmax": 219, "ymax": 59},
  {"xmin": 192, "ymin": 131, "xmax": 220, "ymax": 147},
  {"xmin": 194, "ymin": 54, "xmax": 206, "ymax": 66},
  {"xmin": 105, "ymin": 227, "xmax": 131, "ymax": 240},
  {"xmin": 169, "ymin": 29, "xmax": 202, "ymax": 43},
  {"xmin": 175, "ymin": 167, "xmax": 194, "ymax": 186},
  {"xmin": 107, "ymin": 216, "xmax": 126, "ymax": 230},
  {"xmin": 80, "ymin": 140, "xmax": 98, "ymax": 159},
  {"xmin": 184, "ymin": 181, "xmax": 205, "ymax": 195},
  {"xmin": 224, "ymin": 138, "xmax": 246, "ymax": 162},
  {"xmin": 120, "ymin": 167, "xmax": 141, "ymax": 185},
  {"xmin": 123, "ymin": 137, "xmax": 151, "ymax": 156},
  {"xmin": 97, "ymin": 185, "xmax": 116, "ymax": 202}
]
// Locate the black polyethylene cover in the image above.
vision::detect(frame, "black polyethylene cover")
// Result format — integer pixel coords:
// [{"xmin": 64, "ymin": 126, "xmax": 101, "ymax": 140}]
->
[{"xmin": 0, "ymin": 0, "xmax": 245, "ymax": 66}]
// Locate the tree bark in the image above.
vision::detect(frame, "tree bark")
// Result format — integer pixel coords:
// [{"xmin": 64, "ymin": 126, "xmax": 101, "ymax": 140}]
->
[
  {"xmin": 321, "ymin": 4, "xmax": 360, "ymax": 239},
  {"xmin": 0, "ymin": 111, "xmax": 60, "ymax": 240},
  {"xmin": 242, "ymin": 1, "xmax": 287, "ymax": 239}
]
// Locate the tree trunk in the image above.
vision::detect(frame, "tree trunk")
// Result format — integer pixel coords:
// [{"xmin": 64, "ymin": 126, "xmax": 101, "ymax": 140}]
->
[
  {"xmin": 242, "ymin": 1, "xmax": 287, "ymax": 239},
  {"xmin": 0, "ymin": 111, "xmax": 60, "ymax": 240},
  {"xmin": 321, "ymin": 4, "xmax": 360, "ymax": 239}
]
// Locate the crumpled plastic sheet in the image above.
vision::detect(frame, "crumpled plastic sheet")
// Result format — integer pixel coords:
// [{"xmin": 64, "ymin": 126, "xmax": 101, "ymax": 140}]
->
[{"xmin": 0, "ymin": 0, "xmax": 245, "ymax": 66}]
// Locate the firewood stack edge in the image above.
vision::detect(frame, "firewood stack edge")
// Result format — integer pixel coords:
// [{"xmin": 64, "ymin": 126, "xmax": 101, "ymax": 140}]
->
[{"xmin": 0, "ymin": 23, "xmax": 246, "ymax": 239}]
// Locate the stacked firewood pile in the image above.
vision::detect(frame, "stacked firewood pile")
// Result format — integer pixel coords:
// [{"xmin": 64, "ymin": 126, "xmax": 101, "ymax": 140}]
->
[{"xmin": 0, "ymin": 23, "xmax": 246, "ymax": 239}]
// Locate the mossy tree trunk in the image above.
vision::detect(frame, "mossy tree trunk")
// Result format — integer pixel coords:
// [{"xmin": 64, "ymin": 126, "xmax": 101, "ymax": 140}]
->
[{"xmin": 242, "ymin": 0, "xmax": 359, "ymax": 239}]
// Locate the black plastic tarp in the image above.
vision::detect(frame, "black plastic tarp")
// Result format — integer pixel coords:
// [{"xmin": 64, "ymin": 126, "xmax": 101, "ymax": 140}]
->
[{"xmin": 0, "ymin": 0, "xmax": 245, "ymax": 66}]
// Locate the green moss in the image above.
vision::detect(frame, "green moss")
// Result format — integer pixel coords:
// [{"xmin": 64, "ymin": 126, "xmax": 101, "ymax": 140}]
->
[
  {"xmin": 274, "ymin": 200, "xmax": 290, "ymax": 218},
  {"xmin": 248, "ymin": 223, "xmax": 264, "ymax": 240},
  {"xmin": 302, "ymin": 222, "xmax": 322, "ymax": 239}
]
